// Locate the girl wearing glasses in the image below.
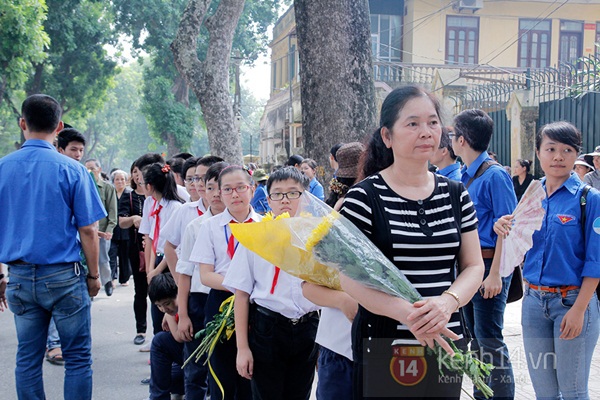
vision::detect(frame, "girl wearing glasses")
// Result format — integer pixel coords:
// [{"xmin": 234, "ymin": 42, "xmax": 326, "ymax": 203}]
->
[{"xmin": 190, "ymin": 165, "xmax": 261, "ymax": 400}]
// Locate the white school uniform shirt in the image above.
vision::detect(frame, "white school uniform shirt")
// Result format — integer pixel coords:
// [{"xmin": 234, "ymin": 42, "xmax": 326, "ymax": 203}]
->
[
  {"xmin": 189, "ymin": 208, "xmax": 262, "ymax": 277},
  {"xmin": 316, "ymin": 307, "xmax": 353, "ymax": 361},
  {"xmin": 223, "ymin": 245, "xmax": 319, "ymax": 319},
  {"xmin": 178, "ymin": 208, "xmax": 214, "ymax": 294},
  {"xmin": 177, "ymin": 184, "xmax": 190, "ymax": 203},
  {"xmin": 162, "ymin": 200, "xmax": 207, "ymax": 247},
  {"xmin": 138, "ymin": 197, "xmax": 183, "ymax": 254}
]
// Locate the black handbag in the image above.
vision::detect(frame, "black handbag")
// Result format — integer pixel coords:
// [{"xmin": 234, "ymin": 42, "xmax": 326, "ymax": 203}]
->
[{"xmin": 506, "ymin": 264, "xmax": 524, "ymax": 303}]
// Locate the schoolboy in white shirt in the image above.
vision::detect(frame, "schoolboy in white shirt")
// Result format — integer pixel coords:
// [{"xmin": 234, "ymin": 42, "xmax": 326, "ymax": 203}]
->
[
  {"xmin": 175, "ymin": 161, "xmax": 228, "ymax": 400},
  {"xmin": 223, "ymin": 166, "xmax": 320, "ymax": 400}
]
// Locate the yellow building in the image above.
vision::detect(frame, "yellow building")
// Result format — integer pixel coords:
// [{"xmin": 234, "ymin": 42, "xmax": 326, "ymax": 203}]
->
[{"xmin": 259, "ymin": 0, "xmax": 600, "ymax": 165}]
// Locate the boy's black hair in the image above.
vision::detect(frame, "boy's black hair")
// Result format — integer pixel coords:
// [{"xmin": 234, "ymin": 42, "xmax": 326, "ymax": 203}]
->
[
  {"xmin": 266, "ymin": 166, "xmax": 310, "ymax": 193},
  {"xmin": 56, "ymin": 128, "xmax": 86, "ymax": 150},
  {"xmin": 196, "ymin": 155, "xmax": 225, "ymax": 167},
  {"xmin": 205, "ymin": 161, "xmax": 230, "ymax": 183},
  {"xmin": 21, "ymin": 94, "xmax": 62, "ymax": 133},
  {"xmin": 148, "ymin": 273, "xmax": 178, "ymax": 303},
  {"xmin": 172, "ymin": 152, "xmax": 194, "ymax": 160},
  {"xmin": 135, "ymin": 153, "xmax": 165, "ymax": 171},
  {"xmin": 439, "ymin": 127, "xmax": 457, "ymax": 160},
  {"xmin": 182, "ymin": 157, "xmax": 198, "ymax": 179},
  {"xmin": 453, "ymin": 109, "xmax": 494, "ymax": 153}
]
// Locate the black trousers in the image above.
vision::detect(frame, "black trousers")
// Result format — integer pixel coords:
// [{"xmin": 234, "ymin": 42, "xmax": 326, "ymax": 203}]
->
[
  {"xmin": 109, "ymin": 238, "xmax": 131, "ymax": 283},
  {"xmin": 205, "ymin": 289, "xmax": 251, "ymax": 400},
  {"xmin": 128, "ymin": 243, "xmax": 147, "ymax": 334},
  {"xmin": 249, "ymin": 304, "xmax": 319, "ymax": 400}
]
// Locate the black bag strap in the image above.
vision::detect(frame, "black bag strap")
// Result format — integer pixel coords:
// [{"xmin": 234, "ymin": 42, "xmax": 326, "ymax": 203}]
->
[
  {"xmin": 580, "ymin": 185, "xmax": 591, "ymax": 239},
  {"xmin": 465, "ymin": 160, "xmax": 501, "ymax": 189}
]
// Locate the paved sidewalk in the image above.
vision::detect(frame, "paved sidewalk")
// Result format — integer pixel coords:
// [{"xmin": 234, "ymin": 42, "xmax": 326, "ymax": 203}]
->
[{"xmin": 1, "ymin": 283, "xmax": 598, "ymax": 399}]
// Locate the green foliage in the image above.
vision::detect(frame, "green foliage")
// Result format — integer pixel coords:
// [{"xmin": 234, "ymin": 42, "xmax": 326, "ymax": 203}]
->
[
  {"xmin": 82, "ymin": 63, "xmax": 163, "ymax": 170},
  {"xmin": 27, "ymin": 0, "xmax": 118, "ymax": 122},
  {"xmin": 239, "ymin": 88, "xmax": 265, "ymax": 157},
  {"xmin": 0, "ymin": 0, "xmax": 49, "ymax": 93}
]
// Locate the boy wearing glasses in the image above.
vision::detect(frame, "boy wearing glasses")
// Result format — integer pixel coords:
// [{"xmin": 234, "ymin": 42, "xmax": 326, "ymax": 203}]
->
[{"xmin": 223, "ymin": 166, "xmax": 320, "ymax": 400}]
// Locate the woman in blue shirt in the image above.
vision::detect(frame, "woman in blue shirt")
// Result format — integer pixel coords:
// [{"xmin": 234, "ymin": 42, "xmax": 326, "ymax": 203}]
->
[
  {"xmin": 495, "ymin": 121, "xmax": 600, "ymax": 400},
  {"xmin": 300, "ymin": 158, "xmax": 325, "ymax": 200}
]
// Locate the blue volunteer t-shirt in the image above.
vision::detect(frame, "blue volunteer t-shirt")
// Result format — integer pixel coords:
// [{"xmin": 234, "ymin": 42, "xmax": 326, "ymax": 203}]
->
[
  {"xmin": 0, "ymin": 139, "xmax": 106, "ymax": 265},
  {"xmin": 524, "ymin": 173, "xmax": 600, "ymax": 287},
  {"xmin": 460, "ymin": 151, "xmax": 517, "ymax": 248}
]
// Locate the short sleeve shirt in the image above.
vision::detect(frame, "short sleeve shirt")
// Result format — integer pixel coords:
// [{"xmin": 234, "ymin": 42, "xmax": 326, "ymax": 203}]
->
[{"xmin": 0, "ymin": 140, "xmax": 106, "ymax": 264}]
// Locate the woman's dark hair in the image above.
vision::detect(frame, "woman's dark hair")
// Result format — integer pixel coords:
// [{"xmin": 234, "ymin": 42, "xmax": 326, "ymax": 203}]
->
[
  {"xmin": 535, "ymin": 121, "xmax": 582, "ymax": 153},
  {"xmin": 205, "ymin": 162, "xmax": 230, "ymax": 183},
  {"xmin": 148, "ymin": 273, "xmax": 177, "ymax": 303},
  {"xmin": 330, "ymin": 143, "xmax": 344, "ymax": 161},
  {"xmin": 218, "ymin": 165, "xmax": 253, "ymax": 187},
  {"xmin": 300, "ymin": 158, "xmax": 318, "ymax": 170},
  {"xmin": 517, "ymin": 159, "xmax": 532, "ymax": 173},
  {"xmin": 286, "ymin": 154, "xmax": 304, "ymax": 166},
  {"xmin": 143, "ymin": 163, "xmax": 184, "ymax": 203},
  {"xmin": 360, "ymin": 85, "xmax": 441, "ymax": 179},
  {"xmin": 129, "ymin": 161, "xmax": 138, "ymax": 191},
  {"xmin": 266, "ymin": 166, "xmax": 309, "ymax": 193}
]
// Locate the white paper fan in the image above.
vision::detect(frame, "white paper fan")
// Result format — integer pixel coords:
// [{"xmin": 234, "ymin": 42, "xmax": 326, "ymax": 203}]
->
[{"xmin": 500, "ymin": 180, "xmax": 546, "ymax": 277}]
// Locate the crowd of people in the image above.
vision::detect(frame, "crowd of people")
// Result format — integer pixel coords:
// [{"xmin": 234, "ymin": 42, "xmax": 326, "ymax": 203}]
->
[{"xmin": 0, "ymin": 88, "xmax": 599, "ymax": 400}]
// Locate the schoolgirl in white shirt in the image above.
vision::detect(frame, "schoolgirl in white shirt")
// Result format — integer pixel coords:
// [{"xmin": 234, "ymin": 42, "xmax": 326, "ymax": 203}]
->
[
  {"xmin": 138, "ymin": 162, "xmax": 184, "ymax": 335},
  {"xmin": 223, "ymin": 166, "xmax": 320, "ymax": 400},
  {"xmin": 189, "ymin": 165, "xmax": 260, "ymax": 400}
]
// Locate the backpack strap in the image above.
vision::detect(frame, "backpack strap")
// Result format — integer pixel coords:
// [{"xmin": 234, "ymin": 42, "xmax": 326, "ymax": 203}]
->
[
  {"xmin": 465, "ymin": 160, "xmax": 500, "ymax": 189},
  {"xmin": 580, "ymin": 185, "xmax": 591, "ymax": 240}
]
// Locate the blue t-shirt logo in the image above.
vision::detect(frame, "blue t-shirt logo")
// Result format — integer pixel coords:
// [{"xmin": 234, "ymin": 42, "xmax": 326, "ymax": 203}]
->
[{"xmin": 593, "ymin": 217, "xmax": 600, "ymax": 235}]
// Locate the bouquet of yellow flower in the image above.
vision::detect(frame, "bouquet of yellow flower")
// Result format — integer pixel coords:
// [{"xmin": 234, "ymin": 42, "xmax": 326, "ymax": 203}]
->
[{"xmin": 231, "ymin": 192, "xmax": 493, "ymax": 398}]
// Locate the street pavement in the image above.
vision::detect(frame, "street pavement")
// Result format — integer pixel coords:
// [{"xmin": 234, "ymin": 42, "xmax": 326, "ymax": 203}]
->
[{"xmin": 1, "ymin": 282, "xmax": 599, "ymax": 399}]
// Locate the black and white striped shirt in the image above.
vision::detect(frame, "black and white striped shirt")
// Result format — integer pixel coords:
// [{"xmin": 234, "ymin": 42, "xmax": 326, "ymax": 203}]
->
[{"xmin": 340, "ymin": 173, "xmax": 478, "ymax": 343}]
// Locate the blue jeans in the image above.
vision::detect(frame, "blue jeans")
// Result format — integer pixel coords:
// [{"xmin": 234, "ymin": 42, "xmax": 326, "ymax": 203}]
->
[
  {"xmin": 7, "ymin": 262, "xmax": 93, "ymax": 400},
  {"xmin": 47, "ymin": 317, "xmax": 61, "ymax": 350},
  {"xmin": 150, "ymin": 331, "xmax": 184, "ymax": 400},
  {"xmin": 316, "ymin": 346, "xmax": 352, "ymax": 400},
  {"xmin": 522, "ymin": 286, "xmax": 599, "ymax": 400},
  {"xmin": 463, "ymin": 259, "xmax": 515, "ymax": 399}
]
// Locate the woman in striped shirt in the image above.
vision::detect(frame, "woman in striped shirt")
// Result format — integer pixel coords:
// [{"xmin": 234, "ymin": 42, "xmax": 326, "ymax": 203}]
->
[{"xmin": 339, "ymin": 86, "xmax": 484, "ymax": 399}]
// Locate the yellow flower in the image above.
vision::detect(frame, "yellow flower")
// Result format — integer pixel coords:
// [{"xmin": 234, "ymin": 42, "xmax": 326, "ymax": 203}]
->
[
  {"xmin": 262, "ymin": 212, "xmax": 290, "ymax": 222},
  {"xmin": 306, "ymin": 212, "xmax": 339, "ymax": 252}
]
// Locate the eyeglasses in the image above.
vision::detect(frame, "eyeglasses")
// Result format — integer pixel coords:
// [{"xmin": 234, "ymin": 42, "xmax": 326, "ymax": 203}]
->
[
  {"xmin": 448, "ymin": 133, "xmax": 456, "ymax": 139},
  {"xmin": 268, "ymin": 191, "xmax": 303, "ymax": 201},
  {"xmin": 221, "ymin": 185, "xmax": 251, "ymax": 195},
  {"xmin": 184, "ymin": 178, "xmax": 194, "ymax": 184},
  {"xmin": 191, "ymin": 176, "xmax": 205, "ymax": 183}
]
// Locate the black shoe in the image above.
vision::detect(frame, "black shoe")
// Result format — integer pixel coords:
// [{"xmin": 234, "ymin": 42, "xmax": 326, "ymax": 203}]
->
[
  {"xmin": 105, "ymin": 281, "xmax": 113, "ymax": 296},
  {"xmin": 140, "ymin": 377, "xmax": 150, "ymax": 385},
  {"xmin": 133, "ymin": 334, "xmax": 145, "ymax": 345}
]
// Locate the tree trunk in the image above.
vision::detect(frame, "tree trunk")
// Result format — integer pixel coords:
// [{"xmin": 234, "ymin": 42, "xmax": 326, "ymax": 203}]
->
[
  {"xmin": 170, "ymin": 0, "xmax": 245, "ymax": 164},
  {"xmin": 166, "ymin": 132, "xmax": 181, "ymax": 156},
  {"xmin": 294, "ymin": 0, "xmax": 376, "ymax": 189}
]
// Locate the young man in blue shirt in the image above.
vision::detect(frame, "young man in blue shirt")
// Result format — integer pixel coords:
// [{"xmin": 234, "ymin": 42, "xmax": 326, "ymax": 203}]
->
[
  {"xmin": 0, "ymin": 94, "xmax": 106, "ymax": 400},
  {"xmin": 430, "ymin": 127, "xmax": 462, "ymax": 181},
  {"xmin": 452, "ymin": 109, "xmax": 517, "ymax": 400}
]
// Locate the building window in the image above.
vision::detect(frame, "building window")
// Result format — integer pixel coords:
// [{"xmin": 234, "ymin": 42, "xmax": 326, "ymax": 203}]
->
[
  {"xmin": 371, "ymin": 14, "xmax": 402, "ymax": 81},
  {"xmin": 446, "ymin": 16, "xmax": 479, "ymax": 65},
  {"xmin": 518, "ymin": 19, "xmax": 551, "ymax": 68},
  {"xmin": 559, "ymin": 20, "xmax": 583, "ymax": 65},
  {"xmin": 271, "ymin": 62, "xmax": 277, "ymax": 92},
  {"xmin": 596, "ymin": 22, "xmax": 600, "ymax": 56}
]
